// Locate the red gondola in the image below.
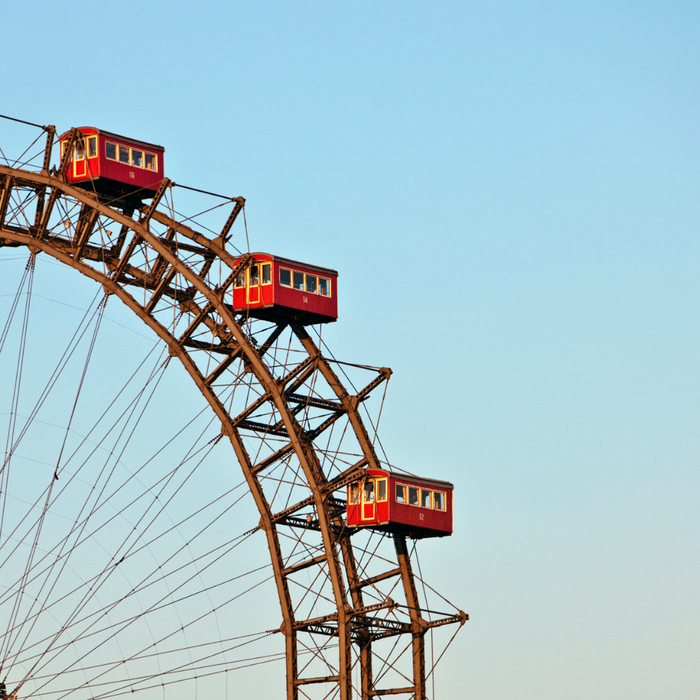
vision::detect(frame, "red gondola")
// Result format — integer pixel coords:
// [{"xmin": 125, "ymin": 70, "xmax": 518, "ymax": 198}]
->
[
  {"xmin": 57, "ymin": 127, "xmax": 164, "ymax": 203},
  {"xmin": 231, "ymin": 253, "xmax": 338, "ymax": 325},
  {"xmin": 346, "ymin": 469, "xmax": 453, "ymax": 539}
]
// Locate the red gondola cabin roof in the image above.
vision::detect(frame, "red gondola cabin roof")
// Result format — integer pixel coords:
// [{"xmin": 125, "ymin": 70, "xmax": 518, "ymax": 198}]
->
[
  {"xmin": 57, "ymin": 127, "xmax": 164, "ymax": 153},
  {"xmin": 244, "ymin": 253, "xmax": 338, "ymax": 278},
  {"xmin": 364, "ymin": 468, "xmax": 453, "ymax": 491}
]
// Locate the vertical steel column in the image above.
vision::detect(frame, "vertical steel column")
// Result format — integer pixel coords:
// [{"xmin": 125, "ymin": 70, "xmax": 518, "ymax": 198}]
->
[
  {"xmin": 338, "ymin": 531, "xmax": 373, "ymax": 699},
  {"xmin": 41, "ymin": 126, "xmax": 55, "ymax": 175},
  {"xmin": 31, "ymin": 126, "xmax": 55, "ymax": 230},
  {"xmin": 394, "ymin": 535, "xmax": 426, "ymax": 700},
  {"xmin": 285, "ymin": 624, "xmax": 298, "ymax": 700},
  {"xmin": 299, "ymin": 445, "xmax": 353, "ymax": 700},
  {"xmin": 359, "ymin": 635, "xmax": 373, "ymax": 700}
]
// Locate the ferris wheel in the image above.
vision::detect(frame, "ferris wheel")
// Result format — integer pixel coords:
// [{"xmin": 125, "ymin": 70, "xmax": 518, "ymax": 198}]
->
[{"xmin": 0, "ymin": 116, "xmax": 467, "ymax": 700}]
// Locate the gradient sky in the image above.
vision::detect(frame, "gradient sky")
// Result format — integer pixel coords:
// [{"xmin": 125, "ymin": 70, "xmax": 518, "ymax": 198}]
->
[{"xmin": 2, "ymin": 2, "xmax": 699, "ymax": 698}]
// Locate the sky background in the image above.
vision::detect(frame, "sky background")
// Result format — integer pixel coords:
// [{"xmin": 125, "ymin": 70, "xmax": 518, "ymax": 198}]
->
[{"xmin": 2, "ymin": 2, "xmax": 700, "ymax": 698}]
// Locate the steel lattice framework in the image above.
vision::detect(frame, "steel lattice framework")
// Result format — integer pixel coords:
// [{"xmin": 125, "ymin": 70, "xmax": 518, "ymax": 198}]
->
[{"xmin": 0, "ymin": 125, "xmax": 466, "ymax": 700}]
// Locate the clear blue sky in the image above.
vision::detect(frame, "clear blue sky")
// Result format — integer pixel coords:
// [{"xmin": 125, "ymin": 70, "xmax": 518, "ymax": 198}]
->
[{"xmin": 2, "ymin": 2, "xmax": 699, "ymax": 698}]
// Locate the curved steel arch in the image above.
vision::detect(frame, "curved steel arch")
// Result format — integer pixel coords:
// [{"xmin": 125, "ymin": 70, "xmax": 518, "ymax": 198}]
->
[{"xmin": 0, "ymin": 144, "xmax": 465, "ymax": 700}]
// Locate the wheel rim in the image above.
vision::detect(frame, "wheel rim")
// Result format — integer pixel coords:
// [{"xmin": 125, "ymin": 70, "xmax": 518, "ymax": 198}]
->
[{"xmin": 0, "ymin": 128, "xmax": 465, "ymax": 700}]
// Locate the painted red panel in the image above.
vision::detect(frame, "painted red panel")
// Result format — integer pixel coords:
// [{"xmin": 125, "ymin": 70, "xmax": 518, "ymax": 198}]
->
[
  {"xmin": 58, "ymin": 127, "xmax": 164, "ymax": 199},
  {"xmin": 271, "ymin": 257, "xmax": 337, "ymax": 321},
  {"xmin": 98, "ymin": 149, "xmax": 163, "ymax": 192},
  {"xmin": 346, "ymin": 469, "xmax": 453, "ymax": 539},
  {"xmin": 230, "ymin": 253, "xmax": 338, "ymax": 325}
]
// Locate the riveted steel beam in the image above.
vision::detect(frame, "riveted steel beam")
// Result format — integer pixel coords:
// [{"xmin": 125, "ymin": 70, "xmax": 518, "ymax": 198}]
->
[
  {"xmin": 352, "ymin": 567, "xmax": 402, "ymax": 592},
  {"xmin": 218, "ymin": 196, "xmax": 245, "ymax": 242},
  {"xmin": 295, "ymin": 675, "xmax": 339, "ymax": 686},
  {"xmin": 369, "ymin": 687, "xmax": 415, "ymax": 696},
  {"xmin": 73, "ymin": 205, "xmax": 100, "ymax": 259},
  {"xmin": 0, "ymin": 175, "xmax": 14, "ymax": 230},
  {"xmin": 282, "ymin": 553, "xmax": 327, "ymax": 577},
  {"xmin": 139, "ymin": 177, "xmax": 169, "ymax": 229}
]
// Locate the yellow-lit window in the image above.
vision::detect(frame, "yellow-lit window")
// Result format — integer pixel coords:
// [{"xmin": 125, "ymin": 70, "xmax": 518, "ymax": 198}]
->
[
  {"xmin": 144, "ymin": 152, "xmax": 157, "ymax": 171},
  {"xmin": 250, "ymin": 264, "xmax": 259, "ymax": 285},
  {"xmin": 349, "ymin": 483, "xmax": 360, "ymax": 505},
  {"xmin": 105, "ymin": 142, "xmax": 117, "ymax": 160},
  {"xmin": 87, "ymin": 136, "xmax": 97, "ymax": 158},
  {"xmin": 261, "ymin": 263, "xmax": 271, "ymax": 284},
  {"xmin": 235, "ymin": 269, "xmax": 245, "ymax": 287},
  {"xmin": 395, "ymin": 484, "xmax": 406, "ymax": 503},
  {"xmin": 433, "ymin": 491, "xmax": 446, "ymax": 511},
  {"xmin": 363, "ymin": 480, "xmax": 374, "ymax": 503},
  {"xmin": 306, "ymin": 275, "xmax": 317, "ymax": 294},
  {"xmin": 421, "ymin": 489, "xmax": 432, "ymax": 508},
  {"xmin": 319, "ymin": 277, "xmax": 330, "ymax": 296},
  {"xmin": 74, "ymin": 138, "xmax": 85, "ymax": 160},
  {"xmin": 293, "ymin": 271, "xmax": 304, "ymax": 290},
  {"xmin": 280, "ymin": 268, "xmax": 291, "ymax": 287},
  {"xmin": 408, "ymin": 487, "xmax": 419, "ymax": 506},
  {"xmin": 376, "ymin": 479, "xmax": 387, "ymax": 502},
  {"xmin": 131, "ymin": 149, "xmax": 143, "ymax": 167},
  {"xmin": 118, "ymin": 145, "xmax": 130, "ymax": 164}
]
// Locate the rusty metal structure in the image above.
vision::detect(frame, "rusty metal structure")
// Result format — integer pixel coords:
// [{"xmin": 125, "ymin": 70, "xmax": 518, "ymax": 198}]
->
[{"xmin": 0, "ymin": 119, "xmax": 466, "ymax": 700}]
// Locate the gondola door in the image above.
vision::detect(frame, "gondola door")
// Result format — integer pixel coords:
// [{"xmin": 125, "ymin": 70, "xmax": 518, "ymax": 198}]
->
[
  {"xmin": 361, "ymin": 479, "xmax": 375, "ymax": 522},
  {"xmin": 246, "ymin": 264, "xmax": 261, "ymax": 305},
  {"xmin": 73, "ymin": 137, "xmax": 87, "ymax": 178}
]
